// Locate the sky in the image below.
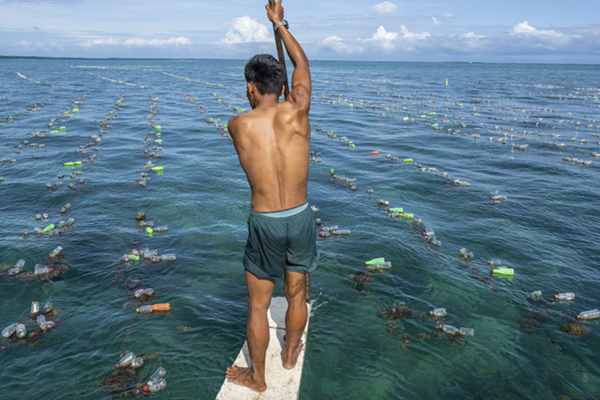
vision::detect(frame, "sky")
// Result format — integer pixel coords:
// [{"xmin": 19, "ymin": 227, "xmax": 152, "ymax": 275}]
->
[{"xmin": 1, "ymin": 0, "xmax": 599, "ymax": 63}]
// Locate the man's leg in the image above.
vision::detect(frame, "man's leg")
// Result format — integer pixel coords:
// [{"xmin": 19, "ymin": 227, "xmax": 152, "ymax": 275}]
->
[
  {"xmin": 282, "ymin": 271, "xmax": 307, "ymax": 369},
  {"xmin": 226, "ymin": 272, "xmax": 274, "ymax": 392}
]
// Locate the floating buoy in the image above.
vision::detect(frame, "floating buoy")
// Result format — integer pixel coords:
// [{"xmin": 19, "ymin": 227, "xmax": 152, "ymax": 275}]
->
[
  {"xmin": 42, "ymin": 224, "xmax": 56, "ymax": 235},
  {"xmin": 492, "ymin": 267, "xmax": 515, "ymax": 277}
]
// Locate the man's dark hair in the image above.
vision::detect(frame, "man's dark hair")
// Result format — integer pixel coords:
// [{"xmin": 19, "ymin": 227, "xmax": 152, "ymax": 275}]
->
[{"xmin": 244, "ymin": 54, "xmax": 284, "ymax": 96}]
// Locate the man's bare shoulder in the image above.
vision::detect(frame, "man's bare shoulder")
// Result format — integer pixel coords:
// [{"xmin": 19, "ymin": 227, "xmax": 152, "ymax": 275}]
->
[{"xmin": 228, "ymin": 113, "xmax": 252, "ymax": 138}]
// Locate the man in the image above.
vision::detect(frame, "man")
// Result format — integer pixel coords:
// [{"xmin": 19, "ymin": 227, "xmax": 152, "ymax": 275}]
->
[{"xmin": 225, "ymin": 1, "xmax": 317, "ymax": 394}]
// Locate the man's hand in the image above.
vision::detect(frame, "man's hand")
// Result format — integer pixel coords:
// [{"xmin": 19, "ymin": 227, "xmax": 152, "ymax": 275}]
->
[{"xmin": 265, "ymin": 1, "xmax": 284, "ymax": 25}]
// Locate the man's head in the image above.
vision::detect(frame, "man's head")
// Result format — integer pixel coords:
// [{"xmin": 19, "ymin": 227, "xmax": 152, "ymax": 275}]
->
[{"xmin": 244, "ymin": 54, "xmax": 284, "ymax": 108}]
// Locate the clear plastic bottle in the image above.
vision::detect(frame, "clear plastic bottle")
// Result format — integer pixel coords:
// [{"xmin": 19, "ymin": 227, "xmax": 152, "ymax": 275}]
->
[
  {"xmin": 149, "ymin": 367, "xmax": 167, "ymax": 383},
  {"xmin": 136, "ymin": 305, "xmax": 153, "ymax": 314},
  {"xmin": 318, "ymin": 229, "xmax": 331, "ymax": 239},
  {"xmin": 134, "ymin": 288, "xmax": 155, "ymax": 299},
  {"xmin": 36, "ymin": 314, "xmax": 54, "ymax": 332},
  {"xmin": 34, "ymin": 265, "xmax": 50, "ymax": 276},
  {"xmin": 8, "ymin": 260, "xmax": 25, "ymax": 276},
  {"xmin": 459, "ymin": 328, "xmax": 475, "ymax": 337},
  {"xmin": 2, "ymin": 323, "xmax": 17, "ymax": 338},
  {"xmin": 15, "ymin": 323, "xmax": 27, "ymax": 339},
  {"xmin": 49, "ymin": 246, "xmax": 64, "ymax": 259},
  {"xmin": 459, "ymin": 248, "xmax": 474, "ymax": 261},
  {"xmin": 139, "ymin": 220, "xmax": 154, "ymax": 228},
  {"xmin": 490, "ymin": 195, "xmax": 507, "ymax": 204},
  {"xmin": 141, "ymin": 248, "xmax": 158, "ymax": 258},
  {"xmin": 441, "ymin": 324, "xmax": 460, "ymax": 336},
  {"xmin": 60, "ymin": 203, "xmax": 72, "ymax": 214},
  {"xmin": 116, "ymin": 352, "xmax": 136, "ymax": 368},
  {"xmin": 145, "ymin": 379, "xmax": 167, "ymax": 394},
  {"xmin": 554, "ymin": 292, "xmax": 576, "ymax": 301},
  {"xmin": 332, "ymin": 229, "xmax": 352, "ymax": 236},
  {"xmin": 31, "ymin": 301, "xmax": 41, "ymax": 316},
  {"xmin": 160, "ymin": 254, "xmax": 177, "ymax": 262},
  {"xmin": 41, "ymin": 320, "xmax": 56, "ymax": 332},
  {"xmin": 430, "ymin": 308, "xmax": 447, "ymax": 319},
  {"xmin": 42, "ymin": 302, "xmax": 54, "ymax": 314},
  {"xmin": 577, "ymin": 309, "xmax": 600, "ymax": 321},
  {"xmin": 131, "ymin": 357, "xmax": 145, "ymax": 369},
  {"xmin": 378, "ymin": 199, "xmax": 390, "ymax": 208},
  {"xmin": 453, "ymin": 179, "xmax": 471, "ymax": 187}
]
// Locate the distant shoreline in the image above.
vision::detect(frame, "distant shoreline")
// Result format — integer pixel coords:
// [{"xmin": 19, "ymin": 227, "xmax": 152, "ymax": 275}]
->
[{"xmin": 0, "ymin": 55, "xmax": 598, "ymax": 66}]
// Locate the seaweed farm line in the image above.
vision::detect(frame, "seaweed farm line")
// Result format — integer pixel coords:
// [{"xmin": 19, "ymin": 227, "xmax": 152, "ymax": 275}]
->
[{"xmin": 1, "ymin": 59, "xmax": 600, "ymax": 400}]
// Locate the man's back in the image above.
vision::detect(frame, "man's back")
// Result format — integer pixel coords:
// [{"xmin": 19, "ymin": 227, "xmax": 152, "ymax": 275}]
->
[{"xmin": 230, "ymin": 101, "xmax": 310, "ymax": 212}]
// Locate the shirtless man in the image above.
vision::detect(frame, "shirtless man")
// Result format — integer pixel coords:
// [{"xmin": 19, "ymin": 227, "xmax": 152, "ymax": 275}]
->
[{"xmin": 225, "ymin": 1, "xmax": 317, "ymax": 393}]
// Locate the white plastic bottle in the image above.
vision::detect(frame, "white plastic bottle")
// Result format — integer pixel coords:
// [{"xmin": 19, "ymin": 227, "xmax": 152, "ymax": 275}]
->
[
  {"xmin": 554, "ymin": 292, "xmax": 576, "ymax": 301},
  {"xmin": 577, "ymin": 309, "xmax": 600, "ymax": 321},
  {"xmin": 430, "ymin": 308, "xmax": 447, "ymax": 319}
]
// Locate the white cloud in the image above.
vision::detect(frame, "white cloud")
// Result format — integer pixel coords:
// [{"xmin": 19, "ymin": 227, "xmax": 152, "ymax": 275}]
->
[
  {"xmin": 432, "ymin": 17, "xmax": 440, "ymax": 25},
  {"xmin": 462, "ymin": 32, "xmax": 486, "ymax": 40},
  {"xmin": 363, "ymin": 25, "xmax": 430, "ymax": 51},
  {"xmin": 320, "ymin": 35, "xmax": 360, "ymax": 54},
  {"xmin": 373, "ymin": 1, "xmax": 397, "ymax": 14},
  {"xmin": 458, "ymin": 32, "xmax": 488, "ymax": 50},
  {"xmin": 81, "ymin": 36, "xmax": 191, "ymax": 48},
  {"xmin": 512, "ymin": 21, "xmax": 536, "ymax": 35},
  {"xmin": 511, "ymin": 21, "xmax": 576, "ymax": 46},
  {"xmin": 399, "ymin": 25, "xmax": 431, "ymax": 41},
  {"xmin": 224, "ymin": 16, "xmax": 271, "ymax": 45},
  {"xmin": 17, "ymin": 40, "xmax": 33, "ymax": 48},
  {"xmin": 370, "ymin": 26, "xmax": 398, "ymax": 49}
]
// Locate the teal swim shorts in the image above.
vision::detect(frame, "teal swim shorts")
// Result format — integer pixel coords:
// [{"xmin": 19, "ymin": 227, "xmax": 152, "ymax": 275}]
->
[{"xmin": 243, "ymin": 202, "xmax": 319, "ymax": 280}]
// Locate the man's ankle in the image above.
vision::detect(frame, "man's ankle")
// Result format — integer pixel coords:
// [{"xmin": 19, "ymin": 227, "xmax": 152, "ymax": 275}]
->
[{"xmin": 251, "ymin": 368, "xmax": 265, "ymax": 383}]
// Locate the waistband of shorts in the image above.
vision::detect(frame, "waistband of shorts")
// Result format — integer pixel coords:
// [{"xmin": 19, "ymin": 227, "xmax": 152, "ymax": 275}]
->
[{"xmin": 251, "ymin": 202, "xmax": 309, "ymax": 218}]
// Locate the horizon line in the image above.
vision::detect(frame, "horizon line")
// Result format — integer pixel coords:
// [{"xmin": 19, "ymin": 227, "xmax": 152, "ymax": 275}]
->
[{"xmin": 1, "ymin": 54, "xmax": 599, "ymax": 66}]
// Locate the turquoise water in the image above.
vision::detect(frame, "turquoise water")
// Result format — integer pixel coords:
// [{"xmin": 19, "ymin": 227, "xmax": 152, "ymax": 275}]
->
[{"xmin": 1, "ymin": 59, "xmax": 600, "ymax": 400}]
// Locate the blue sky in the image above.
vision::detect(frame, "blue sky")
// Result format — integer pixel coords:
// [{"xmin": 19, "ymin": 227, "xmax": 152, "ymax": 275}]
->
[{"xmin": 1, "ymin": 0, "xmax": 599, "ymax": 62}]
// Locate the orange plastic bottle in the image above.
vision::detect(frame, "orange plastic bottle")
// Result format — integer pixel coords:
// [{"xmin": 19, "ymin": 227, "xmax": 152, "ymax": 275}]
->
[
  {"xmin": 136, "ymin": 303, "xmax": 171, "ymax": 314},
  {"xmin": 152, "ymin": 303, "xmax": 171, "ymax": 312}
]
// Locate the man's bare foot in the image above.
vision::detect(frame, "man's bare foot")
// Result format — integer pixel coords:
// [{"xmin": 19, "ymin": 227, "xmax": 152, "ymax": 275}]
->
[
  {"xmin": 281, "ymin": 340, "xmax": 304, "ymax": 370},
  {"xmin": 226, "ymin": 366, "xmax": 267, "ymax": 393}
]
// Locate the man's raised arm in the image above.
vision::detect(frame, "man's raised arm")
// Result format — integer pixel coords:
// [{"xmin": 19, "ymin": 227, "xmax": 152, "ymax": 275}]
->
[{"xmin": 266, "ymin": 3, "xmax": 312, "ymax": 112}]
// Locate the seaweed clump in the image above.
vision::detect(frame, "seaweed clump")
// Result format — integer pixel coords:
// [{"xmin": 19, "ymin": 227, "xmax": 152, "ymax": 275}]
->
[
  {"xmin": 351, "ymin": 272, "xmax": 373, "ymax": 292},
  {"xmin": 560, "ymin": 322, "xmax": 589, "ymax": 337},
  {"xmin": 378, "ymin": 303, "xmax": 413, "ymax": 321}
]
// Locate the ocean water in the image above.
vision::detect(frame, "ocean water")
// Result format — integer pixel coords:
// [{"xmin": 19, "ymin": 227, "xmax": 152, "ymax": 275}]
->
[{"xmin": 1, "ymin": 58, "xmax": 599, "ymax": 400}]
